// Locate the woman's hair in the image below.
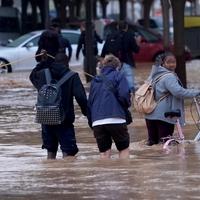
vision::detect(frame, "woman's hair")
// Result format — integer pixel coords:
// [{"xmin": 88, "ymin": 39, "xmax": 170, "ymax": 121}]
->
[
  {"xmin": 155, "ymin": 51, "xmax": 174, "ymax": 66},
  {"xmin": 102, "ymin": 54, "xmax": 121, "ymax": 69}
]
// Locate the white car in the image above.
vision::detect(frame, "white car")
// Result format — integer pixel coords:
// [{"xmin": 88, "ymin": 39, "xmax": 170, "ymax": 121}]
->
[{"xmin": 0, "ymin": 29, "xmax": 103, "ymax": 73}]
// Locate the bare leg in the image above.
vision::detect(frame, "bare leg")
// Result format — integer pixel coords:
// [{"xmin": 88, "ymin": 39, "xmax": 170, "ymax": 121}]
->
[
  {"xmin": 119, "ymin": 148, "xmax": 129, "ymax": 159},
  {"xmin": 100, "ymin": 149, "xmax": 111, "ymax": 159}
]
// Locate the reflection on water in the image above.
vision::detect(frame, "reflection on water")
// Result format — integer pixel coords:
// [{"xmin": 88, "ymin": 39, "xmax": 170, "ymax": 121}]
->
[
  {"xmin": 1, "ymin": 143, "xmax": 200, "ymax": 200},
  {"xmin": 1, "ymin": 71, "xmax": 200, "ymax": 199}
]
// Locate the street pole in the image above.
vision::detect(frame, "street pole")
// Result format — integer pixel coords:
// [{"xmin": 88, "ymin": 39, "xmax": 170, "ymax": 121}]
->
[
  {"xmin": 85, "ymin": 0, "xmax": 96, "ymax": 82},
  {"xmin": 119, "ymin": 0, "xmax": 127, "ymax": 20},
  {"xmin": 44, "ymin": 0, "xmax": 49, "ymax": 29},
  {"xmin": 161, "ymin": 0, "xmax": 170, "ymax": 50},
  {"xmin": 171, "ymin": 0, "xmax": 187, "ymax": 87}
]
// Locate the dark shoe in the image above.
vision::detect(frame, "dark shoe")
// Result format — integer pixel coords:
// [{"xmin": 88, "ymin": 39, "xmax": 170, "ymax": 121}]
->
[{"xmin": 47, "ymin": 152, "xmax": 56, "ymax": 159}]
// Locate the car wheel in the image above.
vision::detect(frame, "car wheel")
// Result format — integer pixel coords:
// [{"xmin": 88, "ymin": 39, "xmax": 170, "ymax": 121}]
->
[{"xmin": 0, "ymin": 59, "xmax": 12, "ymax": 73}]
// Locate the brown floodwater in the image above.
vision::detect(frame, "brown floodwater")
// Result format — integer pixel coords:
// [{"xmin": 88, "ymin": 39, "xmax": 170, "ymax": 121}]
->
[{"xmin": 0, "ymin": 62, "xmax": 200, "ymax": 199}]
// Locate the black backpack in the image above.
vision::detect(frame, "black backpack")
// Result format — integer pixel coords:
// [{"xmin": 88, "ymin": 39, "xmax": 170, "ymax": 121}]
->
[
  {"xmin": 35, "ymin": 69, "xmax": 75, "ymax": 125},
  {"xmin": 104, "ymin": 32, "xmax": 123, "ymax": 59}
]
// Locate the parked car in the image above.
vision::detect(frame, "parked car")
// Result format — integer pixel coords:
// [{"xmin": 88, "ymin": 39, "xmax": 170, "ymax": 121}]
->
[
  {"xmin": 103, "ymin": 21, "xmax": 191, "ymax": 63},
  {"xmin": 136, "ymin": 17, "xmax": 174, "ymax": 37},
  {"xmin": 0, "ymin": 29, "xmax": 103, "ymax": 73},
  {"xmin": 137, "ymin": 18, "xmax": 163, "ymax": 34}
]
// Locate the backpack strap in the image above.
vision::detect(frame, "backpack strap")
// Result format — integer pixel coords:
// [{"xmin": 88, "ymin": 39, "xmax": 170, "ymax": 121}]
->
[
  {"xmin": 158, "ymin": 93, "xmax": 170, "ymax": 102},
  {"xmin": 56, "ymin": 71, "xmax": 76, "ymax": 87},
  {"xmin": 152, "ymin": 72, "xmax": 173, "ymax": 102},
  {"xmin": 152, "ymin": 72, "xmax": 173, "ymax": 85},
  {"xmin": 44, "ymin": 68, "xmax": 52, "ymax": 84}
]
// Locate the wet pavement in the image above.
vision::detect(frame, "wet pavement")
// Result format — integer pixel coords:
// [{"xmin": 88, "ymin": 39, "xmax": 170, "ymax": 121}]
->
[{"xmin": 0, "ymin": 61, "xmax": 200, "ymax": 199}]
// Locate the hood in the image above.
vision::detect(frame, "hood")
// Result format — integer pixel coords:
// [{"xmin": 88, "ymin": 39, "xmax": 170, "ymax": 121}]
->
[
  {"xmin": 50, "ymin": 63, "xmax": 69, "ymax": 79},
  {"xmin": 93, "ymin": 75, "xmax": 103, "ymax": 83},
  {"xmin": 149, "ymin": 65, "xmax": 172, "ymax": 80},
  {"xmin": 100, "ymin": 65, "xmax": 116, "ymax": 74},
  {"xmin": 93, "ymin": 66, "xmax": 115, "ymax": 83}
]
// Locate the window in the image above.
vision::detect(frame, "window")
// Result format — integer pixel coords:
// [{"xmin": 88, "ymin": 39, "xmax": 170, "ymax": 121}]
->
[
  {"xmin": 62, "ymin": 32, "xmax": 80, "ymax": 45},
  {"xmin": 24, "ymin": 36, "xmax": 40, "ymax": 47},
  {"xmin": 7, "ymin": 33, "xmax": 35, "ymax": 47},
  {"xmin": 137, "ymin": 28, "xmax": 159, "ymax": 43}
]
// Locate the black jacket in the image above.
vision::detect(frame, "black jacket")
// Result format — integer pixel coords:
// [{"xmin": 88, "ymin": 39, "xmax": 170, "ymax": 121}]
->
[
  {"xmin": 120, "ymin": 31, "xmax": 140, "ymax": 67},
  {"xmin": 35, "ymin": 29, "xmax": 60, "ymax": 63},
  {"xmin": 29, "ymin": 61, "xmax": 88, "ymax": 124},
  {"xmin": 76, "ymin": 30, "xmax": 103, "ymax": 58},
  {"xmin": 35, "ymin": 30, "xmax": 72, "ymax": 62},
  {"xmin": 101, "ymin": 31, "xmax": 140, "ymax": 67},
  {"xmin": 58, "ymin": 34, "xmax": 72, "ymax": 61}
]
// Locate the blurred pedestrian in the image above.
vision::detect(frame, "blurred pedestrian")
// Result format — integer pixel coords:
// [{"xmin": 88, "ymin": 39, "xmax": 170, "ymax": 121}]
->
[
  {"xmin": 35, "ymin": 19, "xmax": 73, "ymax": 63},
  {"xmin": 101, "ymin": 21, "xmax": 140, "ymax": 93},
  {"xmin": 30, "ymin": 53, "xmax": 88, "ymax": 159},
  {"xmin": 76, "ymin": 21, "xmax": 103, "ymax": 82},
  {"xmin": 35, "ymin": 28, "xmax": 60, "ymax": 63},
  {"xmin": 87, "ymin": 54, "xmax": 131, "ymax": 159},
  {"xmin": 50, "ymin": 21, "xmax": 72, "ymax": 61}
]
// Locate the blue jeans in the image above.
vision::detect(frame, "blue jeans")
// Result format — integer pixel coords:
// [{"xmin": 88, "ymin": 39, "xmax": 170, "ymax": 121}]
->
[
  {"xmin": 120, "ymin": 63, "xmax": 135, "ymax": 92},
  {"xmin": 42, "ymin": 123, "xmax": 78, "ymax": 156}
]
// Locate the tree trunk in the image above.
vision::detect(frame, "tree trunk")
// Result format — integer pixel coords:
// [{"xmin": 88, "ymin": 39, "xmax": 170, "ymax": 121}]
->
[
  {"xmin": 119, "ymin": 0, "xmax": 127, "ymax": 20},
  {"xmin": 100, "ymin": 0, "xmax": 108, "ymax": 18},
  {"xmin": 30, "ymin": 1, "xmax": 38, "ymax": 29},
  {"xmin": 54, "ymin": 0, "xmax": 66, "ymax": 27},
  {"xmin": 76, "ymin": 0, "xmax": 82, "ymax": 18},
  {"xmin": 67, "ymin": 0, "xmax": 75, "ymax": 21},
  {"xmin": 35, "ymin": 0, "xmax": 49, "ymax": 29},
  {"xmin": 54, "ymin": 0, "xmax": 60, "ymax": 15},
  {"xmin": 93, "ymin": 0, "xmax": 97, "ymax": 19},
  {"xmin": 43, "ymin": 0, "xmax": 49, "ymax": 28},
  {"xmin": 60, "ymin": 0, "xmax": 67, "ymax": 27},
  {"xmin": 143, "ymin": 0, "xmax": 154, "ymax": 28},
  {"xmin": 171, "ymin": 0, "xmax": 187, "ymax": 87},
  {"xmin": 1, "ymin": 0, "xmax": 13, "ymax": 6},
  {"xmin": 21, "ymin": 0, "xmax": 29, "ymax": 33},
  {"xmin": 161, "ymin": 0, "xmax": 170, "ymax": 50},
  {"xmin": 85, "ymin": 0, "xmax": 96, "ymax": 82}
]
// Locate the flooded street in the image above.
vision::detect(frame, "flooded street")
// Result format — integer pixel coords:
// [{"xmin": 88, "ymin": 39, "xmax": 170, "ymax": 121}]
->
[{"xmin": 1, "ymin": 62, "xmax": 200, "ymax": 199}]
